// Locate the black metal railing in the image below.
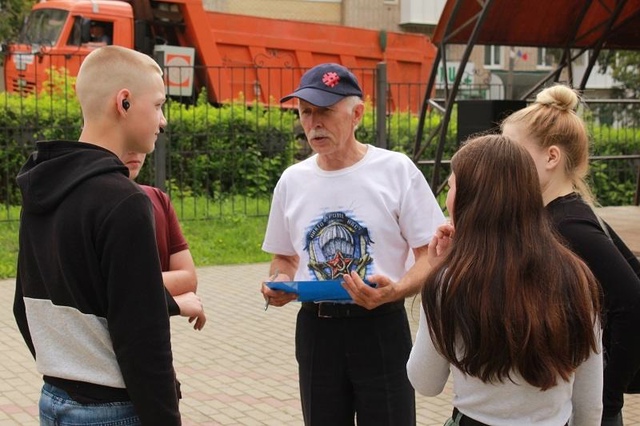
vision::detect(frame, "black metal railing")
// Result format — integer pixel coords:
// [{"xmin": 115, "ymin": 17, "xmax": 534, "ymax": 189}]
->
[{"xmin": 0, "ymin": 62, "xmax": 638, "ymax": 222}]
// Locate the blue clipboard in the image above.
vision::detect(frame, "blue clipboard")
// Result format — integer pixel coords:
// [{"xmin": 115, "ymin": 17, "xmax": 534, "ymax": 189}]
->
[{"xmin": 265, "ymin": 279, "xmax": 375, "ymax": 302}]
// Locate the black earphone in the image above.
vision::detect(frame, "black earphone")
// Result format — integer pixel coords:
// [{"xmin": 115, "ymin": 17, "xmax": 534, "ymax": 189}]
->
[{"xmin": 122, "ymin": 99, "xmax": 130, "ymax": 111}]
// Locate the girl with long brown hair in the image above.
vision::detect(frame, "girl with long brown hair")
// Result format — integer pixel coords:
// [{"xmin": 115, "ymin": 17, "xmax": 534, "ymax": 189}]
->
[{"xmin": 407, "ymin": 135, "xmax": 603, "ymax": 425}]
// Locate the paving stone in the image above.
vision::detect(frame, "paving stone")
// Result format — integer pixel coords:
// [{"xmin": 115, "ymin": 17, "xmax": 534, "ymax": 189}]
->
[{"xmin": 1, "ymin": 261, "xmax": 639, "ymax": 424}]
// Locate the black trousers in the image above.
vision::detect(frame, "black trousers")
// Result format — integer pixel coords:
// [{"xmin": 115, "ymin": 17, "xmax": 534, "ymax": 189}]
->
[{"xmin": 295, "ymin": 304, "xmax": 415, "ymax": 426}]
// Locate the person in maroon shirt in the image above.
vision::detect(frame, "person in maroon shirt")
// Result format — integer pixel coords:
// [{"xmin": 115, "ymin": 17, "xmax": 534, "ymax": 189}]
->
[{"xmin": 122, "ymin": 151, "xmax": 206, "ymax": 330}]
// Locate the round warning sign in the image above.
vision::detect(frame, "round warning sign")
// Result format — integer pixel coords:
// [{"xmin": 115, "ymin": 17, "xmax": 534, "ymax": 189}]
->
[{"xmin": 165, "ymin": 53, "xmax": 192, "ymax": 87}]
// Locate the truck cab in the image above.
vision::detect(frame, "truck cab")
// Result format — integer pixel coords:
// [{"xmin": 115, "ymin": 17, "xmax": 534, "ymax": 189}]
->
[
  {"xmin": 3, "ymin": 0, "xmax": 134, "ymax": 94},
  {"xmin": 2, "ymin": 0, "xmax": 435, "ymax": 111}
]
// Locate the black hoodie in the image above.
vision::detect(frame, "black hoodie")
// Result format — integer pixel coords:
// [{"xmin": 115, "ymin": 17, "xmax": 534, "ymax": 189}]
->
[{"xmin": 14, "ymin": 141, "xmax": 181, "ymax": 425}]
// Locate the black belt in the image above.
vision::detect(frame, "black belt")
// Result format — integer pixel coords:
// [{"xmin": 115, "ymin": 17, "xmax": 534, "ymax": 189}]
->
[
  {"xmin": 44, "ymin": 376, "xmax": 131, "ymax": 404},
  {"xmin": 452, "ymin": 408, "xmax": 568, "ymax": 426},
  {"xmin": 301, "ymin": 300, "xmax": 404, "ymax": 318},
  {"xmin": 452, "ymin": 408, "xmax": 488, "ymax": 426}
]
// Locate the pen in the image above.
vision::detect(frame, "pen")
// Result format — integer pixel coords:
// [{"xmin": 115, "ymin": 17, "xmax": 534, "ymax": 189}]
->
[{"xmin": 264, "ymin": 268, "xmax": 279, "ymax": 311}]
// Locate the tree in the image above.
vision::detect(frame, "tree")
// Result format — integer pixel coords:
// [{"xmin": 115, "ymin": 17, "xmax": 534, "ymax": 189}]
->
[
  {"xmin": 0, "ymin": 0, "xmax": 36, "ymax": 42},
  {"xmin": 609, "ymin": 51, "xmax": 640, "ymax": 98},
  {"xmin": 596, "ymin": 50, "xmax": 640, "ymax": 125},
  {"xmin": 598, "ymin": 50, "xmax": 640, "ymax": 97}
]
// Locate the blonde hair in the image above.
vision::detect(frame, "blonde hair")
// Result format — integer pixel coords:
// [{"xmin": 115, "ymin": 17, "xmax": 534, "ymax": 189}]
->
[
  {"xmin": 76, "ymin": 46, "xmax": 163, "ymax": 120},
  {"xmin": 501, "ymin": 85, "xmax": 595, "ymax": 204}
]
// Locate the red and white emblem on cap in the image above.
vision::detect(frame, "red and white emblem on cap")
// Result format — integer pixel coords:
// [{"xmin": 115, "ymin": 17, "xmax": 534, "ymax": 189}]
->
[{"xmin": 322, "ymin": 72, "xmax": 340, "ymax": 88}]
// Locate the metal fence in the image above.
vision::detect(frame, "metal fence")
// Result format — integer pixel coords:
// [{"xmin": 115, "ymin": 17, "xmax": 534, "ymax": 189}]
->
[{"xmin": 0, "ymin": 64, "xmax": 638, "ymax": 222}]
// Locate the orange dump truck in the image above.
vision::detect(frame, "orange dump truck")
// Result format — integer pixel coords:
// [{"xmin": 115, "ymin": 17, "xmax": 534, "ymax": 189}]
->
[{"xmin": 2, "ymin": 0, "xmax": 435, "ymax": 111}]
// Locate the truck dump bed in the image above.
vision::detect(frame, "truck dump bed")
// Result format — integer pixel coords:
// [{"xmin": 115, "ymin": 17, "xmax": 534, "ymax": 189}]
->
[
  {"xmin": 176, "ymin": 0, "xmax": 435, "ymax": 110},
  {"xmin": 4, "ymin": 0, "xmax": 436, "ymax": 112}
]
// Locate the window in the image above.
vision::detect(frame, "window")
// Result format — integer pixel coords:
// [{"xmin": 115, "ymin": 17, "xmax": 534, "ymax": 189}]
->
[
  {"xmin": 573, "ymin": 49, "xmax": 587, "ymax": 66},
  {"xmin": 67, "ymin": 17, "xmax": 113, "ymax": 46},
  {"xmin": 537, "ymin": 47, "xmax": 552, "ymax": 68},
  {"xmin": 484, "ymin": 45, "xmax": 502, "ymax": 68},
  {"xmin": 18, "ymin": 9, "xmax": 69, "ymax": 46}
]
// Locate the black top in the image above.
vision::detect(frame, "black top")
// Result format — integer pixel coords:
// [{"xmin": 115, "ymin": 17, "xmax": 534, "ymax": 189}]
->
[
  {"xmin": 14, "ymin": 141, "xmax": 181, "ymax": 425},
  {"xmin": 547, "ymin": 192, "xmax": 640, "ymax": 416}
]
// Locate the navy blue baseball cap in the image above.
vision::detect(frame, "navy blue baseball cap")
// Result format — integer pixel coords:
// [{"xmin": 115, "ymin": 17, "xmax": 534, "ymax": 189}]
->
[{"xmin": 281, "ymin": 63, "xmax": 363, "ymax": 107}]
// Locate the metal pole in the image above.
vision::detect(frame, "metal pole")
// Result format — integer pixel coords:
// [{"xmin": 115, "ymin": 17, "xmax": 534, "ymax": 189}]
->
[
  {"xmin": 431, "ymin": 0, "xmax": 496, "ymax": 192},
  {"xmin": 635, "ymin": 165, "xmax": 640, "ymax": 206},
  {"xmin": 152, "ymin": 48, "xmax": 167, "ymax": 192},
  {"xmin": 579, "ymin": 0, "xmax": 628, "ymax": 90},
  {"xmin": 154, "ymin": 133, "xmax": 167, "ymax": 192},
  {"xmin": 376, "ymin": 62, "xmax": 387, "ymax": 149},
  {"xmin": 507, "ymin": 48, "xmax": 515, "ymax": 99},
  {"xmin": 412, "ymin": 48, "xmax": 442, "ymax": 160}
]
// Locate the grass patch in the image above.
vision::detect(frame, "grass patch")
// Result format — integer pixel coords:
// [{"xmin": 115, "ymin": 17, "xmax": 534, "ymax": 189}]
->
[
  {"xmin": 181, "ymin": 215, "xmax": 271, "ymax": 266},
  {"xmin": 0, "ymin": 221, "xmax": 20, "ymax": 279},
  {"xmin": 169, "ymin": 194, "xmax": 273, "ymax": 220},
  {"xmin": 0, "ymin": 197, "xmax": 273, "ymax": 280}
]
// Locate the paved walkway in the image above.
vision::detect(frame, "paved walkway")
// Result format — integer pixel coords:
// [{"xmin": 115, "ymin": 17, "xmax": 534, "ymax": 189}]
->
[
  {"xmin": 0, "ymin": 206, "xmax": 638, "ymax": 425},
  {"xmin": 598, "ymin": 205, "xmax": 640, "ymax": 256},
  {"xmin": 1, "ymin": 262, "xmax": 640, "ymax": 425}
]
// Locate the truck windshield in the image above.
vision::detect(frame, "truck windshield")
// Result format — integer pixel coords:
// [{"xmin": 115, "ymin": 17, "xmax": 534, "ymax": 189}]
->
[{"xmin": 17, "ymin": 9, "xmax": 69, "ymax": 46}]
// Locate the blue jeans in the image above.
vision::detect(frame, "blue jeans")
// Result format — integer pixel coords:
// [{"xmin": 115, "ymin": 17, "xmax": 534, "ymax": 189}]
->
[
  {"xmin": 39, "ymin": 383, "xmax": 141, "ymax": 426},
  {"xmin": 296, "ymin": 306, "xmax": 415, "ymax": 426}
]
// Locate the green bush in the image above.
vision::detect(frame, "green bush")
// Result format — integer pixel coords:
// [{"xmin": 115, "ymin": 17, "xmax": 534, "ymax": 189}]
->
[
  {"xmin": 0, "ymin": 75, "xmax": 637, "ymax": 208},
  {"xmin": 589, "ymin": 125, "xmax": 640, "ymax": 205},
  {"xmin": 0, "ymin": 78, "xmax": 298, "ymax": 205},
  {"xmin": 161, "ymin": 91, "xmax": 297, "ymax": 199}
]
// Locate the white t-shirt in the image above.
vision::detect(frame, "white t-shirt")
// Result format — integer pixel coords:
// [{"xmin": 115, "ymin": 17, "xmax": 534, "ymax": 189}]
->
[
  {"xmin": 407, "ymin": 306, "xmax": 603, "ymax": 426},
  {"xmin": 262, "ymin": 144, "xmax": 445, "ymax": 282}
]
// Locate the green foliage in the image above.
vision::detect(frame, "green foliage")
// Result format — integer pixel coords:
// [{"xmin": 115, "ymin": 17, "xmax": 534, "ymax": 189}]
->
[
  {"xmin": 158, "ymin": 91, "xmax": 297, "ymax": 199},
  {"xmin": 611, "ymin": 52, "xmax": 640, "ymax": 94},
  {"xmin": 597, "ymin": 50, "xmax": 640, "ymax": 123},
  {"xmin": 181, "ymin": 215, "xmax": 271, "ymax": 266},
  {"xmin": 169, "ymin": 194, "xmax": 272, "ymax": 220},
  {"xmin": 379, "ymin": 105, "xmax": 639, "ymax": 207},
  {"xmin": 0, "ymin": 75, "xmax": 298, "ymax": 205},
  {"xmin": 0, "ymin": 69, "xmax": 81, "ymax": 204},
  {"xmin": 0, "ymin": 221, "xmax": 19, "ymax": 278},
  {"xmin": 0, "ymin": 0, "xmax": 35, "ymax": 43},
  {"xmin": 590, "ymin": 161, "xmax": 637, "ymax": 206},
  {"xmin": 0, "ymin": 206, "xmax": 271, "ymax": 279},
  {"xmin": 599, "ymin": 51, "xmax": 640, "ymax": 96},
  {"xmin": 590, "ymin": 126, "xmax": 640, "ymax": 156},
  {"xmin": 0, "ymin": 71, "xmax": 636, "ymax": 210},
  {"xmin": 358, "ymin": 104, "xmax": 456, "ymax": 198},
  {"xmin": 0, "ymin": 75, "xmax": 637, "ymax": 277},
  {"xmin": 588, "ymin": 124, "xmax": 640, "ymax": 205}
]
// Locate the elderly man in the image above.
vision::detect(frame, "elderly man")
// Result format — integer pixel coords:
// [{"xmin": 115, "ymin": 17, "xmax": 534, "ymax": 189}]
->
[{"xmin": 261, "ymin": 63, "xmax": 445, "ymax": 426}]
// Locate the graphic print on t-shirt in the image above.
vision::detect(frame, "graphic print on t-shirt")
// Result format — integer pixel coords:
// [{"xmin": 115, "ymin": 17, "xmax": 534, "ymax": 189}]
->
[{"xmin": 304, "ymin": 211, "xmax": 373, "ymax": 281}]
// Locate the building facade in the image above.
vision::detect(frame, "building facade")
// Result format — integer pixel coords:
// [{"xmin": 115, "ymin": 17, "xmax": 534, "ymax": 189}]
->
[{"xmin": 203, "ymin": 0, "xmax": 614, "ymax": 100}]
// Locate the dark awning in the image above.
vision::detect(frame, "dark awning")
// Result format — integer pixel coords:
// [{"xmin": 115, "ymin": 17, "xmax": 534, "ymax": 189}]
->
[{"xmin": 433, "ymin": 0, "xmax": 640, "ymax": 50}]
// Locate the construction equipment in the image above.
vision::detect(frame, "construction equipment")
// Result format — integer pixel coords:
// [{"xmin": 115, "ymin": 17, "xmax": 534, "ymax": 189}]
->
[{"xmin": 2, "ymin": 0, "xmax": 435, "ymax": 111}]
